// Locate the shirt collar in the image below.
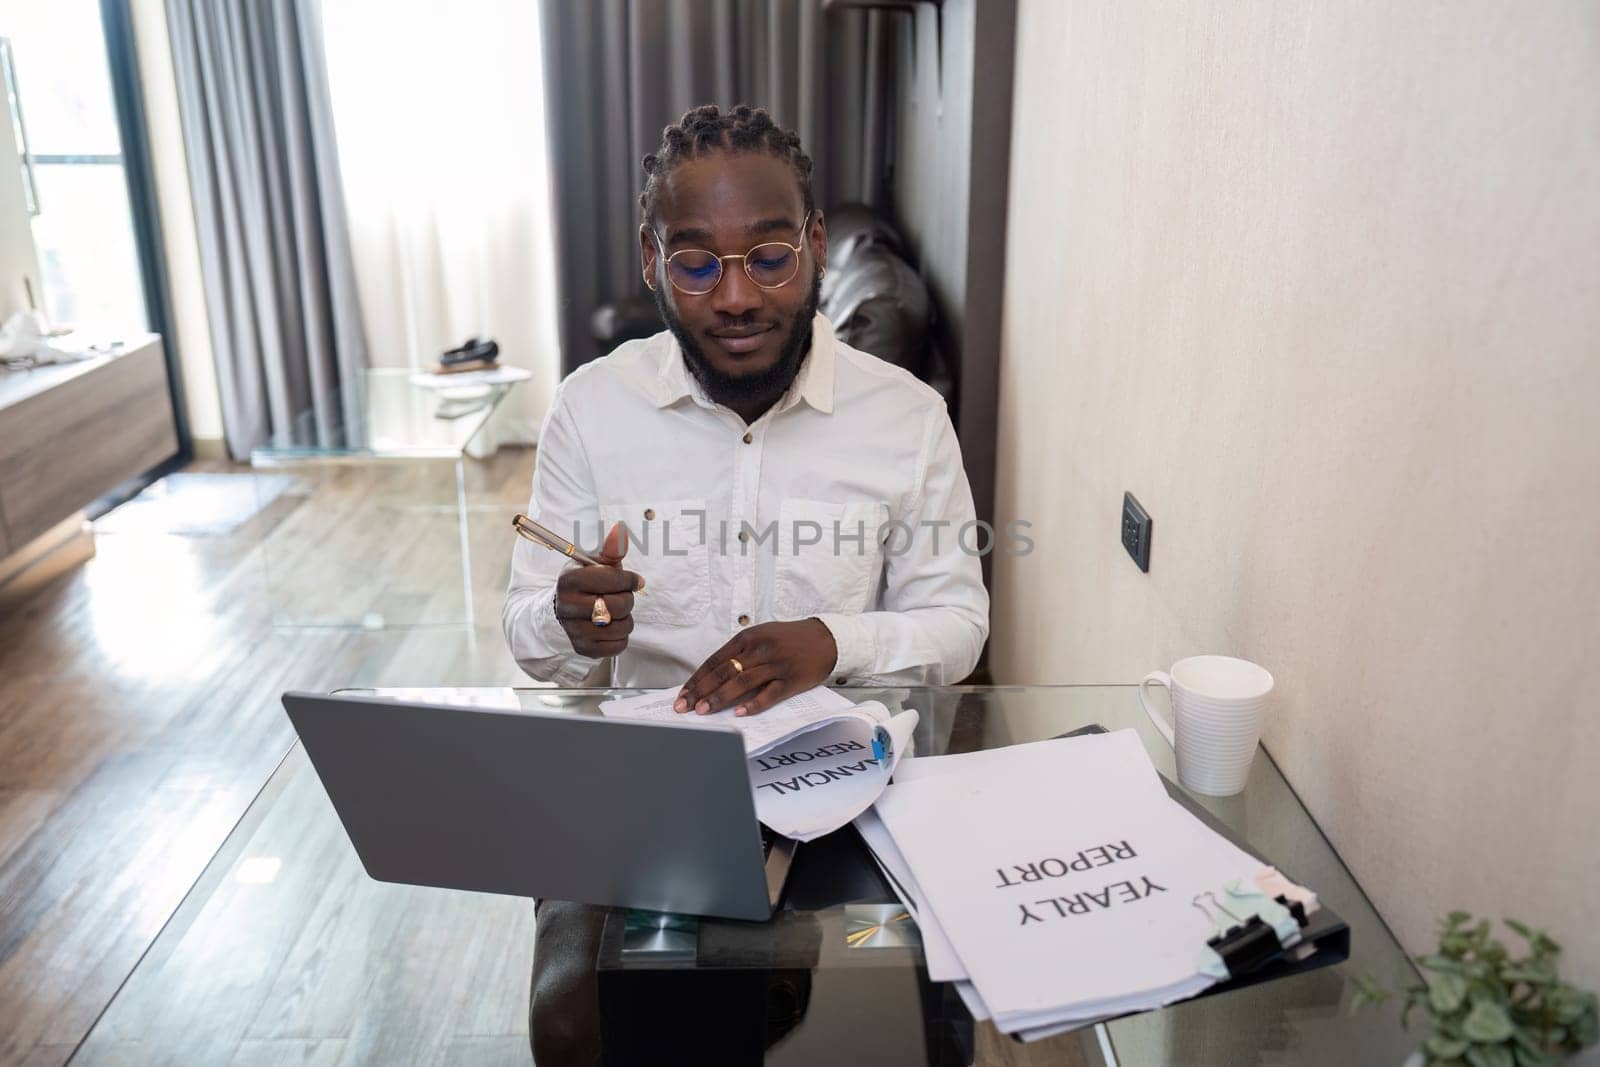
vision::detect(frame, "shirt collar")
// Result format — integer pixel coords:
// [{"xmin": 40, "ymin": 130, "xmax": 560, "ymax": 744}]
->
[
  {"xmin": 793, "ymin": 313, "xmax": 837, "ymax": 415},
  {"xmin": 651, "ymin": 313, "xmax": 836, "ymax": 416}
]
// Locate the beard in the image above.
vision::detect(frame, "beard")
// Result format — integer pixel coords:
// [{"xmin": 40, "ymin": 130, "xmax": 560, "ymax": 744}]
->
[{"xmin": 654, "ymin": 266, "xmax": 822, "ymax": 410}]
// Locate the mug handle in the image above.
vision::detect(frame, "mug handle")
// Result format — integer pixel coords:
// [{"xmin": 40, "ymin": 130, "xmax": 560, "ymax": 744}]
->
[{"xmin": 1139, "ymin": 671, "xmax": 1176, "ymax": 747}]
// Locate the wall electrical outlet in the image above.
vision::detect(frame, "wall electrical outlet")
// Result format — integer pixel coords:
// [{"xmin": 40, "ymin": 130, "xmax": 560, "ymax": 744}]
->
[{"xmin": 1121, "ymin": 492, "xmax": 1152, "ymax": 573}]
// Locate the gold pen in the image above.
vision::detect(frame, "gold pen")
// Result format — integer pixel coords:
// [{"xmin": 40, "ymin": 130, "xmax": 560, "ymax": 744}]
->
[{"xmin": 512, "ymin": 513, "xmax": 646, "ymax": 595}]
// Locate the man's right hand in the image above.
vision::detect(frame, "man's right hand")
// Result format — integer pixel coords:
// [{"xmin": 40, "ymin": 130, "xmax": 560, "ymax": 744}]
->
[{"xmin": 554, "ymin": 522, "xmax": 642, "ymax": 658}]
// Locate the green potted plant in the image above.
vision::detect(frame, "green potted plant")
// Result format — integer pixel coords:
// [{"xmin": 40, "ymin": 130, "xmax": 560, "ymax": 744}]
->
[{"xmin": 1353, "ymin": 912, "xmax": 1598, "ymax": 1066}]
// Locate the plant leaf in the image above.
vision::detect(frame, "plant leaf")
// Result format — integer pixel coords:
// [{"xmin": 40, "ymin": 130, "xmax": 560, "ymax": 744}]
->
[
  {"xmin": 1422, "ymin": 955, "xmax": 1468, "ymax": 975},
  {"xmin": 1401, "ymin": 994, "xmax": 1421, "ymax": 1030},
  {"xmin": 1503, "ymin": 919, "xmax": 1533, "ymax": 941},
  {"xmin": 1500, "ymin": 963, "xmax": 1555, "ymax": 987},
  {"xmin": 1430, "ymin": 973, "xmax": 1471, "ymax": 1015},
  {"xmin": 1461, "ymin": 1001, "xmax": 1515, "ymax": 1044},
  {"xmin": 1570, "ymin": 993, "xmax": 1599, "ymax": 1048},
  {"xmin": 1428, "ymin": 1035, "xmax": 1470, "ymax": 1059},
  {"xmin": 1511, "ymin": 1046, "xmax": 1553, "ymax": 1067},
  {"xmin": 1349, "ymin": 972, "xmax": 1391, "ymax": 1012},
  {"xmin": 1549, "ymin": 987, "xmax": 1580, "ymax": 1024},
  {"xmin": 1465, "ymin": 1043, "xmax": 1515, "ymax": 1067}
]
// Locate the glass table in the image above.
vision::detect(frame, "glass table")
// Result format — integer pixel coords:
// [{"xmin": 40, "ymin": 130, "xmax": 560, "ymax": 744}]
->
[
  {"xmin": 71, "ymin": 686, "xmax": 1419, "ymax": 1065},
  {"xmin": 248, "ymin": 368, "xmax": 524, "ymax": 629}
]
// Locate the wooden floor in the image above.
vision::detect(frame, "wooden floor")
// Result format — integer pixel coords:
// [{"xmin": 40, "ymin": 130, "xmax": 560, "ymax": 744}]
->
[
  {"xmin": 0, "ymin": 447, "xmax": 1088, "ymax": 1067},
  {"xmin": 0, "ymin": 448, "xmax": 539, "ymax": 1065}
]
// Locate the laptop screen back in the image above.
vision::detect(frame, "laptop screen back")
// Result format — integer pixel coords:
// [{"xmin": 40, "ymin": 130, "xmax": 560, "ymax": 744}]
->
[{"xmin": 282, "ymin": 692, "xmax": 774, "ymax": 920}]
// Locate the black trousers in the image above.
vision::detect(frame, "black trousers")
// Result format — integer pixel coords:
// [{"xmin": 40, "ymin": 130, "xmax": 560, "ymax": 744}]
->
[
  {"xmin": 529, "ymin": 899, "xmax": 609, "ymax": 1066},
  {"xmin": 528, "ymin": 901, "xmax": 822, "ymax": 1066}
]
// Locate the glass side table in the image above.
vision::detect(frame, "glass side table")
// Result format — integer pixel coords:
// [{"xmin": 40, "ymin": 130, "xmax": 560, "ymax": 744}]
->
[
  {"xmin": 72, "ymin": 686, "xmax": 1420, "ymax": 1065},
  {"xmin": 249, "ymin": 368, "xmax": 525, "ymax": 629}
]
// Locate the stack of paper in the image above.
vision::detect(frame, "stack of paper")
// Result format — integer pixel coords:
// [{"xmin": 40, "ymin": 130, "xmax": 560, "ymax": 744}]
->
[
  {"xmin": 857, "ymin": 730, "xmax": 1295, "ymax": 1040},
  {"xmin": 600, "ymin": 686, "xmax": 920, "ymax": 841}
]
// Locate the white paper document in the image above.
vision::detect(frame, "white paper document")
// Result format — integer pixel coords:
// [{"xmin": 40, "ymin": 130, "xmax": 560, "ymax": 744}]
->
[
  {"xmin": 600, "ymin": 685, "xmax": 918, "ymax": 842},
  {"xmin": 862, "ymin": 731, "xmax": 1180, "ymax": 989},
  {"xmin": 599, "ymin": 684, "xmax": 874, "ymax": 755},
  {"xmin": 749, "ymin": 708, "xmax": 918, "ymax": 842},
  {"xmin": 870, "ymin": 729, "xmax": 1267, "ymax": 1032},
  {"xmin": 854, "ymin": 808, "xmax": 966, "ymax": 981}
]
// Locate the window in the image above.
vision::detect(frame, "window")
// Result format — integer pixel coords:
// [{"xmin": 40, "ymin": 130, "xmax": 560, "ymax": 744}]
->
[{"xmin": 3, "ymin": 0, "xmax": 148, "ymax": 333}]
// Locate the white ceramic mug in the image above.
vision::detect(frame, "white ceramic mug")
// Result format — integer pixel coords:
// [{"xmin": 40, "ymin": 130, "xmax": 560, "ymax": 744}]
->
[{"xmin": 1138, "ymin": 655, "xmax": 1273, "ymax": 797}]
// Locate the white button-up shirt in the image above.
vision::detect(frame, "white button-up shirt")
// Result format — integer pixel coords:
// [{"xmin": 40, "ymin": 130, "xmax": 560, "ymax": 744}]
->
[{"xmin": 503, "ymin": 314, "xmax": 990, "ymax": 689}]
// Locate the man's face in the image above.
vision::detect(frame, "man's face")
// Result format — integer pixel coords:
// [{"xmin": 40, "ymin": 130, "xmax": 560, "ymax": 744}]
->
[{"xmin": 640, "ymin": 153, "xmax": 827, "ymax": 406}]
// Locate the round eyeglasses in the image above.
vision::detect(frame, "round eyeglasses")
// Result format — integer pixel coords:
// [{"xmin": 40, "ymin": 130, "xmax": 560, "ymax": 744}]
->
[{"xmin": 652, "ymin": 211, "xmax": 812, "ymax": 296}]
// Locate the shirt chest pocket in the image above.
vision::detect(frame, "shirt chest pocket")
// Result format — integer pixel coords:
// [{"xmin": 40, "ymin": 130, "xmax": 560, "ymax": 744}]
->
[
  {"xmin": 773, "ymin": 499, "xmax": 887, "ymax": 619},
  {"xmin": 598, "ymin": 498, "xmax": 709, "ymax": 626}
]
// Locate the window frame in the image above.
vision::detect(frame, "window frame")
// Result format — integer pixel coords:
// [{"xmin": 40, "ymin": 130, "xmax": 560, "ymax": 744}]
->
[{"xmin": 92, "ymin": 0, "xmax": 192, "ymax": 501}]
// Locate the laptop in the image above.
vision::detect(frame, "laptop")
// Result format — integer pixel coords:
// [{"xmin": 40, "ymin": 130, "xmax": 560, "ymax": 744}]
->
[{"xmin": 281, "ymin": 691, "xmax": 796, "ymax": 921}]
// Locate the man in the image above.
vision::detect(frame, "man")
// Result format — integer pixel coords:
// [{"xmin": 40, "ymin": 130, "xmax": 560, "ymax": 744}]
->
[
  {"xmin": 504, "ymin": 103, "xmax": 989, "ymax": 713},
  {"xmin": 506, "ymin": 104, "xmax": 989, "ymax": 1064}
]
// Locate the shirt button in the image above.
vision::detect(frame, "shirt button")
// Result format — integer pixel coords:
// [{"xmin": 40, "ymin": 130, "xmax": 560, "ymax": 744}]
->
[
  {"xmin": 742, "ymin": 432, "xmax": 753, "ymax": 444},
  {"xmin": 738, "ymin": 614, "xmax": 751, "ymax": 626},
  {"xmin": 738, "ymin": 529, "xmax": 749, "ymax": 543},
  {"xmin": 835, "ymin": 676, "xmax": 848, "ymax": 685},
  {"xmin": 643, "ymin": 508, "xmax": 656, "ymax": 520}
]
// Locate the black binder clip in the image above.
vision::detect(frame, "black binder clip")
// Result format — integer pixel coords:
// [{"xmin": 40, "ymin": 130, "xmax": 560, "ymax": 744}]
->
[
  {"xmin": 1193, "ymin": 886, "xmax": 1304, "ymax": 980},
  {"xmin": 1275, "ymin": 893, "xmax": 1310, "ymax": 929}
]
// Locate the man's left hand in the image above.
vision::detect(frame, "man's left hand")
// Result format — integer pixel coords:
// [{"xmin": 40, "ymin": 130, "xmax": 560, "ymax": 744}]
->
[{"xmin": 674, "ymin": 619, "xmax": 839, "ymax": 717}]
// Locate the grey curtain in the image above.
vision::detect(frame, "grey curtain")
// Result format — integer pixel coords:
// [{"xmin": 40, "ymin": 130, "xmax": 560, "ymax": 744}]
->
[
  {"xmin": 166, "ymin": 0, "xmax": 368, "ymax": 459},
  {"xmin": 539, "ymin": 0, "xmax": 900, "ymax": 371}
]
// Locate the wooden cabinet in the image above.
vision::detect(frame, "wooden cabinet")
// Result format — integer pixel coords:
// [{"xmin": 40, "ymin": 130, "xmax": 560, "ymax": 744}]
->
[{"xmin": 0, "ymin": 335, "xmax": 179, "ymax": 549}]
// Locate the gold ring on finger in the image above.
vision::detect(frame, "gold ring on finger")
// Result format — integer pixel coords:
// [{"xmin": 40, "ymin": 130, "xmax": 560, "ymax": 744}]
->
[
  {"xmin": 729, "ymin": 658, "xmax": 744, "ymax": 674},
  {"xmin": 591, "ymin": 596, "xmax": 612, "ymax": 627}
]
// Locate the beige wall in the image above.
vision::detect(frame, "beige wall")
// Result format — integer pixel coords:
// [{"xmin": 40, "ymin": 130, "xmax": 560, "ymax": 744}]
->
[{"xmin": 992, "ymin": 0, "xmax": 1600, "ymax": 989}]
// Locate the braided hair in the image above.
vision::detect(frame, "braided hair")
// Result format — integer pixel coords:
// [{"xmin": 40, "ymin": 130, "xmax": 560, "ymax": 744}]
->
[{"xmin": 639, "ymin": 104, "xmax": 814, "ymax": 225}]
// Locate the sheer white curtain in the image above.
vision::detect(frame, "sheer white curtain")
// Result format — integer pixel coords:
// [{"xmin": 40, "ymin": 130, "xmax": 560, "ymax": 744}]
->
[{"xmin": 319, "ymin": 0, "xmax": 561, "ymax": 450}]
